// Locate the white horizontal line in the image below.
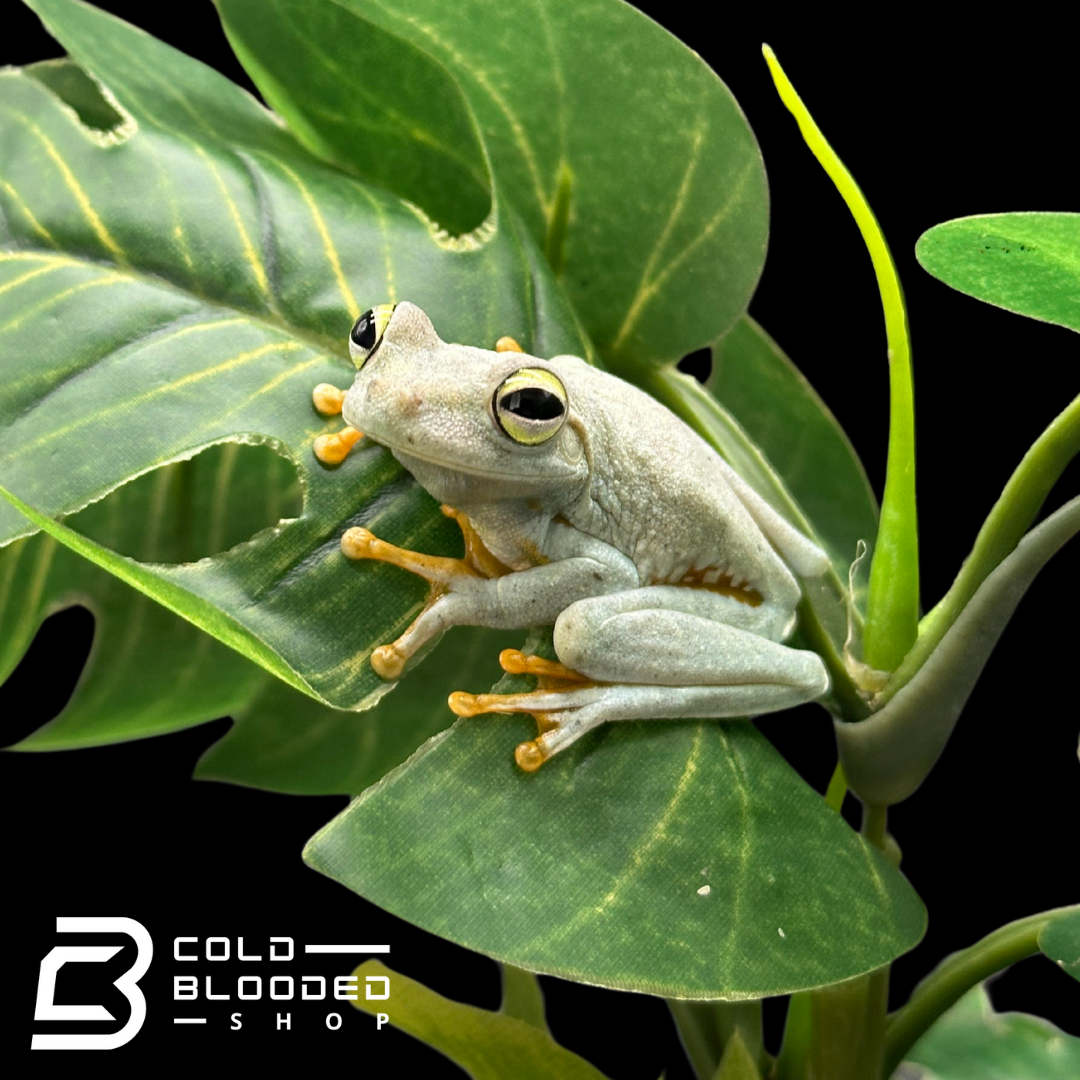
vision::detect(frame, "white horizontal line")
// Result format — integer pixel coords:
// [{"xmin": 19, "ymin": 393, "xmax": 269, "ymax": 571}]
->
[
  {"xmin": 173, "ymin": 1017, "xmax": 207, "ymax": 1025},
  {"xmin": 304, "ymin": 944, "xmax": 391, "ymax": 954}
]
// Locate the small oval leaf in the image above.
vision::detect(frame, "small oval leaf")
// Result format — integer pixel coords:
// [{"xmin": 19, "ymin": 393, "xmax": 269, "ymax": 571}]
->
[{"xmin": 916, "ymin": 213, "xmax": 1080, "ymax": 332}]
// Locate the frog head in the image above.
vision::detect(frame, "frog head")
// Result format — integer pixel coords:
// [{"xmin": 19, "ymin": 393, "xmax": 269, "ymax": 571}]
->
[{"xmin": 341, "ymin": 302, "xmax": 588, "ymax": 505}]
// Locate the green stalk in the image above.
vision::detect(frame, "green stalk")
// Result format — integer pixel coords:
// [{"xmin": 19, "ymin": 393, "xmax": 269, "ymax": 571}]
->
[
  {"xmin": 669, "ymin": 999, "xmax": 765, "ymax": 1080},
  {"xmin": 772, "ymin": 991, "xmax": 811, "ymax": 1080},
  {"xmin": 802, "ymin": 971, "xmax": 887, "ymax": 1080},
  {"xmin": 783, "ymin": 805, "xmax": 891, "ymax": 1080},
  {"xmin": 881, "ymin": 390, "xmax": 1080, "ymax": 705},
  {"xmin": 763, "ymin": 47, "xmax": 918, "ymax": 673},
  {"xmin": 883, "ymin": 905, "xmax": 1080, "ymax": 1076},
  {"xmin": 500, "ymin": 964, "xmax": 547, "ymax": 1030}
]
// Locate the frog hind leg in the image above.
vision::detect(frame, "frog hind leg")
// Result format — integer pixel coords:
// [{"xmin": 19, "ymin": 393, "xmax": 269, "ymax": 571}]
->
[{"xmin": 451, "ymin": 589, "xmax": 828, "ymax": 770}]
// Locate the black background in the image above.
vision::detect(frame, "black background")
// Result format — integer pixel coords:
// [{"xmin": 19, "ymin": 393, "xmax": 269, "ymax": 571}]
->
[{"xmin": 2, "ymin": 2, "xmax": 1078, "ymax": 1075}]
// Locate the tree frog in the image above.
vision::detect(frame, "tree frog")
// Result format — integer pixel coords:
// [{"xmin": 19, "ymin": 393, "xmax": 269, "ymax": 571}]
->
[{"xmin": 312, "ymin": 302, "xmax": 830, "ymax": 771}]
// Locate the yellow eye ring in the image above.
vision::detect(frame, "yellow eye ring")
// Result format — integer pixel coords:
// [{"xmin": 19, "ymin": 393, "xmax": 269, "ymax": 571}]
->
[
  {"xmin": 493, "ymin": 368, "xmax": 568, "ymax": 445},
  {"xmin": 349, "ymin": 304, "xmax": 396, "ymax": 368}
]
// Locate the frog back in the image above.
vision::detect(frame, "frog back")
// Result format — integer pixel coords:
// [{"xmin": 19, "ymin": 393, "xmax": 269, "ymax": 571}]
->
[{"xmin": 555, "ymin": 359, "xmax": 801, "ymax": 607}]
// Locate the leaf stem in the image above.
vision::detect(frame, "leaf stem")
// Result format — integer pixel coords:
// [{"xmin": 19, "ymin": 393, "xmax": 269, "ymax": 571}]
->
[
  {"xmin": 860, "ymin": 803, "xmax": 888, "ymax": 851},
  {"xmin": 883, "ymin": 904, "xmax": 1080, "ymax": 1076},
  {"xmin": 763, "ymin": 46, "xmax": 918, "ymax": 673}
]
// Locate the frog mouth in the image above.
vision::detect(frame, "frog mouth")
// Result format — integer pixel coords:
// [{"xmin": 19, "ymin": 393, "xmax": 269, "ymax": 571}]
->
[{"xmin": 373, "ymin": 436, "xmax": 578, "ymax": 483}]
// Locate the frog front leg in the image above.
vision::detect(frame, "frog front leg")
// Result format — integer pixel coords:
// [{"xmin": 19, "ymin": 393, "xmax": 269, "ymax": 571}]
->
[
  {"xmin": 452, "ymin": 587, "xmax": 829, "ymax": 770},
  {"xmin": 342, "ymin": 516, "xmax": 639, "ymax": 679},
  {"xmin": 311, "ymin": 383, "xmax": 365, "ymax": 464}
]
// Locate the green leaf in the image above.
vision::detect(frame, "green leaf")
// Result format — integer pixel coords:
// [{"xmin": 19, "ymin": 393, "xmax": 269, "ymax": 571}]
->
[
  {"xmin": 763, "ymin": 46, "xmax": 918, "ymax": 673},
  {"xmin": 261, "ymin": 0, "xmax": 769, "ymax": 366},
  {"xmin": 305, "ymin": 717, "xmax": 925, "ymax": 999},
  {"xmin": 709, "ymin": 314, "xmax": 878, "ymax": 575},
  {"xmin": 1, "ymin": 0, "xmax": 585, "ymax": 709},
  {"xmin": 350, "ymin": 960, "xmax": 609, "ymax": 1080},
  {"xmin": 915, "ymin": 213, "xmax": 1080, "ymax": 332},
  {"xmin": 884, "ymin": 905, "xmax": 1079, "ymax": 1076},
  {"xmin": 902, "ymin": 985, "xmax": 1080, "ymax": 1080},
  {"xmin": 2, "ymin": 443, "xmax": 295, "ymax": 748},
  {"xmin": 0, "ymin": 480, "xmax": 314, "ymax": 696},
  {"xmin": 837, "ymin": 494, "xmax": 1080, "ymax": 806},
  {"xmin": 1038, "ymin": 909, "xmax": 1080, "ymax": 985},
  {"xmin": 214, "ymin": 0, "xmax": 492, "ymax": 238},
  {"xmin": 194, "ymin": 626, "xmax": 511, "ymax": 794}
]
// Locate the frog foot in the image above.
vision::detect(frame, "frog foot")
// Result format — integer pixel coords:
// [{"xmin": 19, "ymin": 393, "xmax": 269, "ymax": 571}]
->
[
  {"xmin": 449, "ymin": 652, "xmax": 601, "ymax": 771},
  {"xmin": 312, "ymin": 382, "xmax": 347, "ymax": 415},
  {"xmin": 341, "ymin": 510, "xmax": 510, "ymax": 680},
  {"xmin": 495, "ymin": 335, "xmax": 524, "ymax": 353},
  {"xmin": 311, "ymin": 383, "xmax": 364, "ymax": 465},
  {"xmin": 496, "ymin": 648, "xmax": 591, "ymax": 688},
  {"xmin": 314, "ymin": 425, "xmax": 363, "ymax": 465}
]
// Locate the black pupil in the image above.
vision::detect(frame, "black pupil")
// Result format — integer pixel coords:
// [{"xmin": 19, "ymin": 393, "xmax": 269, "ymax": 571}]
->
[
  {"xmin": 351, "ymin": 310, "xmax": 376, "ymax": 350},
  {"xmin": 503, "ymin": 387, "xmax": 563, "ymax": 421}
]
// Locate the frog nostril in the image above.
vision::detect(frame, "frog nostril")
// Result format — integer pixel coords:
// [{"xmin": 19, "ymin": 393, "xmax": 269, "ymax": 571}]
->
[{"xmin": 397, "ymin": 390, "xmax": 424, "ymax": 417}]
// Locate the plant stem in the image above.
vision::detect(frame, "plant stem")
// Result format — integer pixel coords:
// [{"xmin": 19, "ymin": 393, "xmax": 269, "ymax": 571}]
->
[
  {"xmin": 803, "ymin": 970, "xmax": 887, "ymax": 1080},
  {"xmin": 669, "ymin": 999, "xmax": 764, "ymax": 1080},
  {"xmin": 794, "ymin": 803, "xmax": 892, "ymax": 1079},
  {"xmin": 772, "ymin": 991, "xmax": 811, "ymax": 1080},
  {"xmin": 882, "ymin": 904, "xmax": 1080, "ymax": 1076},
  {"xmin": 500, "ymin": 963, "xmax": 547, "ymax": 1030},
  {"xmin": 861, "ymin": 803, "xmax": 888, "ymax": 851}
]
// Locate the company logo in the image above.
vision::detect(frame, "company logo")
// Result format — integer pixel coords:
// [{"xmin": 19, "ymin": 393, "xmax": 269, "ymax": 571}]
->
[{"xmin": 32, "ymin": 917, "xmax": 154, "ymax": 1050}]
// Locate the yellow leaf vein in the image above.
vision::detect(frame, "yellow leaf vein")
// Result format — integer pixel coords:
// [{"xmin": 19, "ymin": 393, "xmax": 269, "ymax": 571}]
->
[{"xmin": 0, "ymin": 105, "xmax": 128, "ymax": 266}]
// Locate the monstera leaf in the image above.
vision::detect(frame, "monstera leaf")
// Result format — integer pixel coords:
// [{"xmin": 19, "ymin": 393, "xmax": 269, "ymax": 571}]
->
[
  {"xmin": 0, "ymin": 0, "xmax": 923, "ymax": 996},
  {"xmin": 215, "ymin": 0, "xmax": 770, "ymax": 367}
]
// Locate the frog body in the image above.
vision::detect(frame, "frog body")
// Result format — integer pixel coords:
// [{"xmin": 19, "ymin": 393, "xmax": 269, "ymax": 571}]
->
[{"xmin": 325, "ymin": 302, "xmax": 830, "ymax": 770}]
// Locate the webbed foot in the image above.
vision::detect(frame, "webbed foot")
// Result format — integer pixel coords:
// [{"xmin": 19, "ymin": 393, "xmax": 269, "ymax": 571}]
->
[{"xmin": 449, "ymin": 649, "xmax": 599, "ymax": 771}]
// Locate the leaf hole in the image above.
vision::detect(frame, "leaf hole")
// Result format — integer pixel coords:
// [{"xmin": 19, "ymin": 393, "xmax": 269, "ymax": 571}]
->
[
  {"xmin": 676, "ymin": 347, "xmax": 712, "ymax": 383},
  {"xmin": 25, "ymin": 59, "xmax": 137, "ymax": 146},
  {"xmin": 68, "ymin": 441, "xmax": 303, "ymax": 564},
  {"xmin": 0, "ymin": 605, "xmax": 94, "ymax": 746}
]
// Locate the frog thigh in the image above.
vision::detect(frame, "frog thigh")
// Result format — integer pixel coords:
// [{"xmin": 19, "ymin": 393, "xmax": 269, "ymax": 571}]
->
[
  {"xmin": 552, "ymin": 589, "xmax": 826, "ymax": 690},
  {"xmin": 553, "ymin": 583, "xmax": 793, "ymax": 663}
]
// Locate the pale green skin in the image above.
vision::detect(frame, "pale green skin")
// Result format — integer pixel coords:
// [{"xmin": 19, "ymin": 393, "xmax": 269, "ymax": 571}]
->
[{"xmin": 343, "ymin": 302, "xmax": 830, "ymax": 761}]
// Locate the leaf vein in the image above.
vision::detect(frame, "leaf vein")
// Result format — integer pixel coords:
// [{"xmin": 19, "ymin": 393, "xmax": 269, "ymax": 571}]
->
[{"xmin": 0, "ymin": 105, "xmax": 128, "ymax": 265}]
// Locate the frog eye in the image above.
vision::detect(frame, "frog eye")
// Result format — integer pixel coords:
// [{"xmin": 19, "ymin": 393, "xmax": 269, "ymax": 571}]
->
[
  {"xmin": 493, "ymin": 368, "xmax": 568, "ymax": 445},
  {"xmin": 349, "ymin": 304, "xmax": 396, "ymax": 368}
]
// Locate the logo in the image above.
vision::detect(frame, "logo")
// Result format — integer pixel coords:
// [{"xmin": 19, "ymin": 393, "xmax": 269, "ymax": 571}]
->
[
  {"xmin": 29, "ymin": 917, "xmax": 391, "ymax": 1048},
  {"xmin": 32, "ymin": 917, "xmax": 153, "ymax": 1050}
]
